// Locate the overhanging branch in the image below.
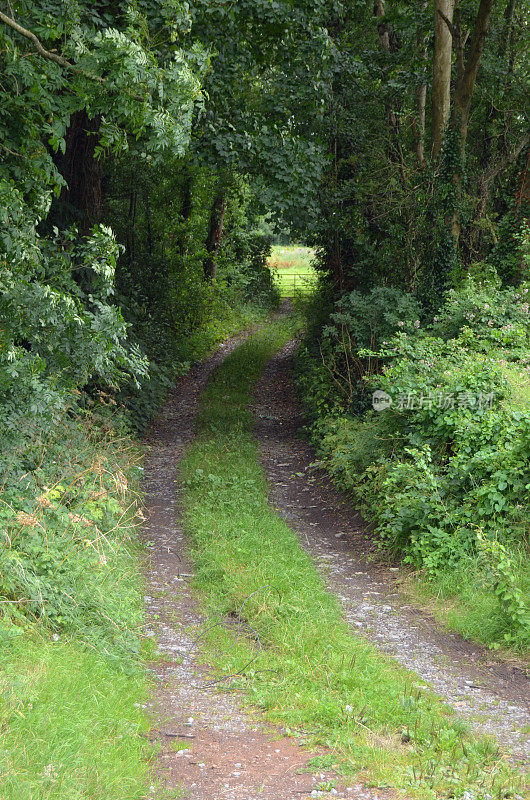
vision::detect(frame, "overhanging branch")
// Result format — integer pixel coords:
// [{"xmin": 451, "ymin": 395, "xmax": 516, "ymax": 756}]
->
[{"xmin": 0, "ymin": 11, "xmax": 145, "ymax": 102}]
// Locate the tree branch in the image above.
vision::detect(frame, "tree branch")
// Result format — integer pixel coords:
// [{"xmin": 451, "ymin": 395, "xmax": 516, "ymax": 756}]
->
[
  {"xmin": 436, "ymin": 9, "xmax": 457, "ymax": 38},
  {"xmin": 456, "ymin": 0, "xmax": 496, "ymax": 111},
  {"xmin": 0, "ymin": 11, "xmax": 145, "ymax": 102},
  {"xmin": 482, "ymin": 131, "xmax": 529, "ymax": 185},
  {"xmin": 472, "ymin": 131, "xmax": 528, "ymax": 229},
  {"xmin": 437, "ymin": 9, "xmax": 470, "ymax": 46},
  {"xmin": 0, "ymin": 10, "xmax": 89, "ymax": 70}
]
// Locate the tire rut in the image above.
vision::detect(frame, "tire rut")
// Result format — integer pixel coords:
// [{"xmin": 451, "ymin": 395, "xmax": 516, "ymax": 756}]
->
[{"xmin": 253, "ymin": 340, "xmax": 529, "ymax": 764}]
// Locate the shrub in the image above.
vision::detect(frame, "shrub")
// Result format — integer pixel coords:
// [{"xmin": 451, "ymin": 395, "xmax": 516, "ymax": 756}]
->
[
  {"xmin": 297, "ymin": 280, "xmax": 530, "ymax": 650},
  {"xmin": 296, "ymin": 286, "xmax": 421, "ymax": 414},
  {"xmin": 431, "ymin": 279, "xmax": 530, "ymax": 355}
]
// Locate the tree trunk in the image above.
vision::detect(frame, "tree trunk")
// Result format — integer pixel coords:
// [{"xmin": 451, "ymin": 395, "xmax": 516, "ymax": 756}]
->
[
  {"xmin": 515, "ymin": 147, "xmax": 530, "ymax": 210},
  {"xmin": 373, "ymin": 0, "xmax": 407, "ymax": 186},
  {"xmin": 143, "ymin": 188, "xmax": 153, "ymax": 256},
  {"xmin": 432, "ymin": 0, "xmax": 454, "ymax": 160},
  {"xmin": 453, "ymin": 0, "xmax": 496, "ymax": 155},
  {"xmin": 203, "ymin": 193, "xmax": 226, "ymax": 281},
  {"xmin": 126, "ymin": 183, "xmax": 138, "ymax": 267},
  {"xmin": 374, "ymin": 0, "xmax": 391, "ymax": 51},
  {"xmin": 444, "ymin": 0, "xmax": 496, "ymax": 246},
  {"xmin": 413, "ymin": 3, "xmax": 428, "ymax": 164},
  {"xmin": 54, "ymin": 110, "xmax": 103, "ymax": 232},
  {"xmin": 178, "ymin": 171, "xmax": 193, "ymax": 256}
]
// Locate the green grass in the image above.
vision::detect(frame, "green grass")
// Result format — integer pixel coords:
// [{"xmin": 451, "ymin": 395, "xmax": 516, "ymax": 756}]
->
[
  {"xmin": 180, "ymin": 319, "xmax": 526, "ymax": 799},
  {"xmin": 125, "ymin": 298, "xmax": 273, "ymax": 432},
  {"xmin": 0, "ymin": 413, "xmax": 154, "ymax": 797},
  {"xmin": 0, "ymin": 640, "xmax": 150, "ymax": 799},
  {"xmin": 0, "ymin": 300, "xmax": 277, "ymax": 798},
  {"xmin": 267, "ymin": 245, "xmax": 318, "ymax": 296},
  {"xmin": 400, "ymin": 556, "xmax": 530, "ymax": 658}
]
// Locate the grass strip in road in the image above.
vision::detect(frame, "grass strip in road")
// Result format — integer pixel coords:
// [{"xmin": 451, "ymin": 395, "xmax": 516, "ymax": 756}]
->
[{"xmin": 180, "ymin": 319, "xmax": 526, "ymax": 799}]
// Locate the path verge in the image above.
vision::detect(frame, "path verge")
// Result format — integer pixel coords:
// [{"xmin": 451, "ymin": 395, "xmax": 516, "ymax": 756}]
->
[{"xmin": 253, "ymin": 340, "xmax": 529, "ymax": 762}]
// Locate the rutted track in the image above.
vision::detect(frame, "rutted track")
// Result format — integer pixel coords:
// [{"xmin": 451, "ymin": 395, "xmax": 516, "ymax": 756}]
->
[
  {"xmin": 140, "ymin": 316, "xmax": 393, "ymax": 799},
  {"xmin": 253, "ymin": 339, "xmax": 530, "ymax": 763}
]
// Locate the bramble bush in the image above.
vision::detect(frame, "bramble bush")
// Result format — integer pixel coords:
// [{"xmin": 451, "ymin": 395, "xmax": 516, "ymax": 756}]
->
[
  {"xmin": 431, "ymin": 279, "xmax": 530, "ymax": 355},
  {"xmin": 298, "ymin": 279, "xmax": 530, "ymax": 651}
]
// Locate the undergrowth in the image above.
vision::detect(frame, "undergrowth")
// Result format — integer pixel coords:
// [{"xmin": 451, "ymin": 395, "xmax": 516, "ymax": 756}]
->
[
  {"xmin": 0, "ymin": 300, "xmax": 274, "ymax": 797},
  {"xmin": 120, "ymin": 300, "xmax": 272, "ymax": 433},
  {"xmin": 180, "ymin": 319, "xmax": 526, "ymax": 799},
  {"xmin": 296, "ymin": 281, "xmax": 530, "ymax": 654},
  {"xmin": 0, "ymin": 407, "xmax": 151, "ymax": 798}
]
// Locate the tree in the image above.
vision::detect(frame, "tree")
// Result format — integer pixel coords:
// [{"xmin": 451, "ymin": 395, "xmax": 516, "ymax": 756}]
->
[
  {"xmin": 432, "ymin": 0, "xmax": 454, "ymax": 160},
  {"xmin": 0, "ymin": 0, "xmax": 204, "ymax": 435}
]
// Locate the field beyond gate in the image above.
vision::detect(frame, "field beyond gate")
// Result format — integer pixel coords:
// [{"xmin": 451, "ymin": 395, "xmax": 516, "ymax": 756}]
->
[{"xmin": 267, "ymin": 245, "xmax": 318, "ymax": 296}]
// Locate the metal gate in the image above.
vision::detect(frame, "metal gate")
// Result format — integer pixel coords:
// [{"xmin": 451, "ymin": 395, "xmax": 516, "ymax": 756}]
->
[{"xmin": 274, "ymin": 271, "xmax": 318, "ymax": 296}]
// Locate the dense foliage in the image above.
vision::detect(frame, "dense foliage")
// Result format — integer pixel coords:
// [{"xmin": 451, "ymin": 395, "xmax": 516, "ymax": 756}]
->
[
  {"xmin": 0, "ymin": 0, "xmax": 291, "ymax": 635},
  {"xmin": 305, "ymin": 1, "xmax": 529, "ymax": 295},
  {"xmin": 291, "ymin": 0, "xmax": 529, "ymax": 654},
  {"xmin": 0, "ymin": 3, "xmax": 289, "ymax": 792},
  {"xmin": 298, "ymin": 279, "xmax": 530, "ymax": 650}
]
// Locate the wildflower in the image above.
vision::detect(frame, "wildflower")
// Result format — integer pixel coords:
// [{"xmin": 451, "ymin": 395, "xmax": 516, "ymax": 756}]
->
[
  {"xmin": 36, "ymin": 493, "xmax": 52, "ymax": 508},
  {"xmin": 92, "ymin": 458, "xmax": 105, "ymax": 475},
  {"xmin": 16, "ymin": 511, "xmax": 39, "ymax": 527},
  {"xmin": 414, "ymin": 320, "xmax": 420, "ymax": 329},
  {"xmin": 42, "ymin": 764, "xmax": 59, "ymax": 782},
  {"xmin": 68, "ymin": 512, "xmax": 93, "ymax": 527},
  {"xmin": 397, "ymin": 320, "xmax": 404, "ymax": 327}
]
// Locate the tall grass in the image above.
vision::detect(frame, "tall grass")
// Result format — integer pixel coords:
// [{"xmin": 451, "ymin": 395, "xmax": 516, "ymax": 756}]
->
[
  {"xmin": 180, "ymin": 320, "xmax": 524, "ymax": 799},
  {"xmin": 0, "ymin": 409, "xmax": 151, "ymax": 798},
  {"xmin": 268, "ymin": 245, "xmax": 316, "ymax": 271},
  {"xmin": 0, "ymin": 640, "xmax": 150, "ymax": 799}
]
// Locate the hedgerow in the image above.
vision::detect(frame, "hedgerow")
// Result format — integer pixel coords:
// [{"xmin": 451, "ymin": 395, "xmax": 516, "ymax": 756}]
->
[{"xmin": 297, "ymin": 279, "xmax": 530, "ymax": 652}]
